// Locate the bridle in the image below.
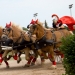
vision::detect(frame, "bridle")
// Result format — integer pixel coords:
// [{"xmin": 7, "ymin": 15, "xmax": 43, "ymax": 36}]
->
[{"xmin": 28, "ymin": 24, "xmax": 46, "ymax": 42}]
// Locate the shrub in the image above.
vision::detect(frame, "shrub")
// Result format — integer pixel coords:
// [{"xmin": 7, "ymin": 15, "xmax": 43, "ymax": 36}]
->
[{"xmin": 60, "ymin": 35, "xmax": 75, "ymax": 75}]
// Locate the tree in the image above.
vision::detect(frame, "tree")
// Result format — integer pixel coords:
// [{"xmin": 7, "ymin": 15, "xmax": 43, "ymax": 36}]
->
[
  {"xmin": 64, "ymin": 26, "xmax": 75, "ymax": 34},
  {"xmin": 22, "ymin": 27, "xmax": 28, "ymax": 31},
  {"xmin": 73, "ymin": 30, "xmax": 75, "ymax": 34},
  {"xmin": 44, "ymin": 20, "xmax": 49, "ymax": 28},
  {"xmin": 64, "ymin": 26, "xmax": 69, "ymax": 30},
  {"xmin": 60, "ymin": 35, "xmax": 75, "ymax": 75}
]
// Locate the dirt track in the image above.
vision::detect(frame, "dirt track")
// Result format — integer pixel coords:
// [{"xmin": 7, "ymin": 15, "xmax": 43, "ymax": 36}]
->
[{"xmin": 0, "ymin": 56, "xmax": 65, "ymax": 75}]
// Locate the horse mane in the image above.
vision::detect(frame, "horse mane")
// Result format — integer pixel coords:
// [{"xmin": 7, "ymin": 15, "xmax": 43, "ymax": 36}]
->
[
  {"xmin": 11, "ymin": 23, "xmax": 23, "ymax": 38},
  {"xmin": 37, "ymin": 21, "xmax": 44, "ymax": 28},
  {"xmin": 37, "ymin": 21, "xmax": 51, "ymax": 31},
  {"xmin": 33, "ymin": 21, "xmax": 45, "ymax": 39},
  {"xmin": 11, "ymin": 23, "xmax": 30, "ymax": 41},
  {"xmin": 16, "ymin": 25, "xmax": 23, "ymax": 31}
]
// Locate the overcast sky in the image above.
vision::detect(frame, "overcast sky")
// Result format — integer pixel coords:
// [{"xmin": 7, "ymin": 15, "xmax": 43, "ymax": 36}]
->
[{"xmin": 0, "ymin": 0, "xmax": 75, "ymax": 28}]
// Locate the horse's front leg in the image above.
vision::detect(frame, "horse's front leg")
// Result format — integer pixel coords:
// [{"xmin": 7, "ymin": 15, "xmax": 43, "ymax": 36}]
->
[
  {"xmin": 12, "ymin": 50, "xmax": 20, "ymax": 63},
  {"xmin": 0, "ymin": 53, "xmax": 3, "ymax": 65},
  {"xmin": 2, "ymin": 50, "xmax": 10, "ymax": 68},
  {"xmin": 23, "ymin": 48, "xmax": 33, "ymax": 67},
  {"xmin": 17, "ymin": 51, "xmax": 22, "ymax": 63},
  {"xmin": 30, "ymin": 50, "xmax": 38, "ymax": 66},
  {"xmin": 48, "ymin": 46, "xmax": 57, "ymax": 69}
]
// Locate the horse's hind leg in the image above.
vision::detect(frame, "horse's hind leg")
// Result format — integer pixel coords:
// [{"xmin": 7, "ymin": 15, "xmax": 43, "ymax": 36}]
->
[{"xmin": 23, "ymin": 48, "xmax": 32, "ymax": 67}]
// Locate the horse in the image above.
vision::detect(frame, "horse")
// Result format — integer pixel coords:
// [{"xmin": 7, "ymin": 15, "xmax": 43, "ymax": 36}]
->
[
  {"xmin": 2, "ymin": 22, "xmax": 37, "ymax": 67},
  {"xmin": 0, "ymin": 26, "xmax": 11, "ymax": 68},
  {"xmin": 27, "ymin": 19, "xmax": 71, "ymax": 69}
]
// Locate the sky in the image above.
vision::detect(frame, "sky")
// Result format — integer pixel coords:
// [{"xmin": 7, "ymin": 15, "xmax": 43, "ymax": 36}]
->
[{"xmin": 0, "ymin": 0, "xmax": 75, "ymax": 28}]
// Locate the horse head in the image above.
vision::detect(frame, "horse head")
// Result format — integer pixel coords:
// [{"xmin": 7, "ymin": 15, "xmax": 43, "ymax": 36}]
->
[
  {"xmin": 27, "ymin": 19, "xmax": 45, "ymax": 40},
  {"xmin": 5, "ymin": 22, "xmax": 36, "ymax": 45},
  {"xmin": 5, "ymin": 22, "xmax": 23, "ymax": 43}
]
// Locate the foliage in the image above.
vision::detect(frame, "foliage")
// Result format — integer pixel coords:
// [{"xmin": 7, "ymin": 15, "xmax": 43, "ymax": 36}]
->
[
  {"xmin": 22, "ymin": 27, "xmax": 28, "ymax": 31},
  {"xmin": 60, "ymin": 35, "xmax": 75, "ymax": 75},
  {"xmin": 64, "ymin": 26, "xmax": 75, "ymax": 34},
  {"xmin": 73, "ymin": 30, "xmax": 75, "ymax": 34},
  {"xmin": 64, "ymin": 26, "xmax": 69, "ymax": 30},
  {"xmin": 44, "ymin": 20, "xmax": 49, "ymax": 28}
]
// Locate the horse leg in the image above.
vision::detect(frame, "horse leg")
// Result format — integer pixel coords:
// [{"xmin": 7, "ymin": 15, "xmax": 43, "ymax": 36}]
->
[
  {"xmin": 48, "ymin": 46, "xmax": 56, "ymax": 69},
  {"xmin": 0, "ymin": 53, "xmax": 10, "ymax": 68},
  {"xmin": 30, "ymin": 49, "xmax": 45, "ymax": 65},
  {"xmin": 54, "ymin": 48, "xmax": 64, "ymax": 63},
  {"xmin": 30, "ymin": 52, "xmax": 45, "ymax": 66},
  {"xmin": 31, "ymin": 57, "xmax": 36, "ymax": 65},
  {"xmin": 39, "ymin": 52, "xmax": 46, "ymax": 65},
  {"xmin": 2, "ymin": 50, "xmax": 10, "ymax": 59},
  {"xmin": 24, "ymin": 48, "xmax": 30, "ymax": 61},
  {"xmin": 2, "ymin": 50, "xmax": 10, "ymax": 68},
  {"xmin": 7, "ymin": 55, "xmax": 12, "ymax": 60},
  {"xmin": 12, "ymin": 50, "xmax": 17, "ymax": 60},
  {"xmin": 58, "ymin": 51, "xmax": 64, "ymax": 62},
  {"xmin": 31, "ymin": 52, "xmax": 46, "ymax": 66},
  {"xmin": 0, "ymin": 53, "xmax": 3, "ymax": 65},
  {"xmin": 30, "ymin": 51, "xmax": 38, "ymax": 66},
  {"xmin": 25, "ymin": 55, "xmax": 34, "ymax": 67},
  {"xmin": 38, "ymin": 49, "xmax": 47, "ymax": 65},
  {"xmin": 4, "ymin": 60, "xmax": 9, "ymax": 68},
  {"xmin": 12, "ymin": 50, "xmax": 21, "ymax": 63},
  {"xmin": 23, "ymin": 48, "xmax": 32, "ymax": 67},
  {"xmin": 17, "ymin": 52, "xmax": 21, "ymax": 63}
]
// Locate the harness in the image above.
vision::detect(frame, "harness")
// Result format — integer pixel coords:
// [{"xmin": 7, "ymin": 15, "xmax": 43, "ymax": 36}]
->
[
  {"xmin": 12, "ymin": 31, "xmax": 33, "ymax": 51},
  {"xmin": 34, "ymin": 30, "xmax": 56, "ymax": 50},
  {"xmin": 33, "ymin": 28, "xmax": 67, "ymax": 50}
]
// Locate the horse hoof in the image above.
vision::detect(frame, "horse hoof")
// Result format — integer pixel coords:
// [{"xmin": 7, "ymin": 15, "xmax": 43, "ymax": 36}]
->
[
  {"xmin": 17, "ymin": 58, "xmax": 21, "ymax": 63},
  {"xmin": 31, "ymin": 62, "xmax": 35, "ymax": 66},
  {"xmin": 41, "ymin": 59, "xmax": 45, "ymax": 65},
  {"xmin": 48, "ymin": 65, "xmax": 57, "ymax": 69},
  {"xmin": 6, "ymin": 65, "xmax": 10, "ymax": 69},
  {"xmin": 24, "ymin": 64, "xmax": 30, "ymax": 67}
]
